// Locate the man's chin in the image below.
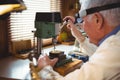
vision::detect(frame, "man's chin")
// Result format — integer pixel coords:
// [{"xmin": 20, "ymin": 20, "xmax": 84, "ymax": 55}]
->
[{"xmin": 90, "ymin": 40, "xmax": 97, "ymax": 45}]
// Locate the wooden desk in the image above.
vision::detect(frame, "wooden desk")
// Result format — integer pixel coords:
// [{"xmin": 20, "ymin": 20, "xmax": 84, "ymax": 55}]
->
[{"xmin": 54, "ymin": 59, "xmax": 83, "ymax": 76}]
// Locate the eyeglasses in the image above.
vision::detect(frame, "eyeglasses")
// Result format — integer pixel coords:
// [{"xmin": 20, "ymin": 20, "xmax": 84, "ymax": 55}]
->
[{"xmin": 77, "ymin": 3, "xmax": 120, "ymax": 23}]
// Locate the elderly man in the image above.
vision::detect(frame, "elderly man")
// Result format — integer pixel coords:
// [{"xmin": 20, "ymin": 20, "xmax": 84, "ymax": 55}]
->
[{"xmin": 38, "ymin": 0, "xmax": 120, "ymax": 80}]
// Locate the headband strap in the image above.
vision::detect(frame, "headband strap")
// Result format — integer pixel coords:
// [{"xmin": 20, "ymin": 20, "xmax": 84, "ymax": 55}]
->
[{"xmin": 87, "ymin": 3, "xmax": 120, "ymax": 15}]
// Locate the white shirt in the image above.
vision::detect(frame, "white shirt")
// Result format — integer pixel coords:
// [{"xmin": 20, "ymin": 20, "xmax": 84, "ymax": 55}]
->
[{"xmin": 80, "ymin": 38, "xmax": 97, "ymax": 56}]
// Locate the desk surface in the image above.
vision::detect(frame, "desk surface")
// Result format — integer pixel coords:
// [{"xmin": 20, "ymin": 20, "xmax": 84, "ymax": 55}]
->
[
  {"xmin": 0, "ymin": 44, "xmax": 74, "ymax": 79},
  {"xmin": 0, "ymin": 56, "xmax": 31, "ymax": 79}
]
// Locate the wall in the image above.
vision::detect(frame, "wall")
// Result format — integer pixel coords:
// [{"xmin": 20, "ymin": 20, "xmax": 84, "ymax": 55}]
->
[{"xmin": 60, "ymin": 0, "xmax": 80, "ymax": 42}]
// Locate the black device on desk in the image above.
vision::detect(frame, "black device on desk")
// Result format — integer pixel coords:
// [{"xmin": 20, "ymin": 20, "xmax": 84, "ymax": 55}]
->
[
  {"xmin": 49, "ymin": 50, "xmax": 72, "ymax": 67},
  {"xmin": 69, "ymin": 53, "xmax": 89, "ymax": 62}
]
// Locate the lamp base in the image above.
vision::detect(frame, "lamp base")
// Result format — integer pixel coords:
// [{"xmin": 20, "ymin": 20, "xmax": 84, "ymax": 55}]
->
[{"xmin": 49, "ymin": 50, "xmax": 72, "ymax": 67}]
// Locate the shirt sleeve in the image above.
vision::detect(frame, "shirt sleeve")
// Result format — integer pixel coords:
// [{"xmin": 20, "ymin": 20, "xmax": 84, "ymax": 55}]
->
[
  {"xmin": 38, "ymin": 61, "xmax": 103, "ymax": 80},
  {"xmin": 79, "ymin": 38, "xmax": 97, "ymax": 56}
]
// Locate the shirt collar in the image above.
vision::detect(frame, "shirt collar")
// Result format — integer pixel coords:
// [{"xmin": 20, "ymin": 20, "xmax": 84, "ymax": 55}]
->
[{"xmin": 98, "ymin": 25, "xmax": 120, "ymax": 46}]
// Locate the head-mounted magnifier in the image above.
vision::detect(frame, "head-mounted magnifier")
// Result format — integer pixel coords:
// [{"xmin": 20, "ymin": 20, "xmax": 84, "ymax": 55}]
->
[{"xmin": 77, "ymin": 3, "xmax": 120, "ymax": 23}]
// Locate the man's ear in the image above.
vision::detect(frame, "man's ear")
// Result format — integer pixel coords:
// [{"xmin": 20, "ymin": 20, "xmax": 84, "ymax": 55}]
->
[{"xmin": 93, "ymin": 12, "xmax": 103, "ymax": 29}]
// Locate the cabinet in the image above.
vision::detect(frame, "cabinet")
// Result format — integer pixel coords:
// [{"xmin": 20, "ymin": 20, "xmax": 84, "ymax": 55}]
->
[{"xmin": 0, "ymin": 14, "xmax": 10, "ymax": 58}]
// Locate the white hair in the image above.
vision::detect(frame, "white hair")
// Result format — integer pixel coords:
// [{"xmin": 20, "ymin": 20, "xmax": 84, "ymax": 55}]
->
[{"xmin": 79, "ymin": 0, "xmax": 120, "ymax": 27}]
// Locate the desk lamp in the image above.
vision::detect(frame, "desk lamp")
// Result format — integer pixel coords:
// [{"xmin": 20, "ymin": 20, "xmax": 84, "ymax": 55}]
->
[
  {"xmin": 29, "ymin": 12, "xmax": 73, "ymax": 79},
  {"xmin": 33, "ymin": 12, "xmax": 72, "ymax": 68},
  {"xmin": 0, "ymin": 0, "xmax": 26, "ymax": 16}
]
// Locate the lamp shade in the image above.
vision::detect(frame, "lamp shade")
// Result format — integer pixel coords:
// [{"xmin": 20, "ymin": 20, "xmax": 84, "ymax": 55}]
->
[
  {"xmin": 35, "ymin": 12, "xmax": 62, "ymax": 23},
  {"xmin": 0, "ymin": 0, "xmax": 22, "ymax": 4},
  {"xmin": 0, "ymin": 0, "xmax": 26, "ymax": 16}
]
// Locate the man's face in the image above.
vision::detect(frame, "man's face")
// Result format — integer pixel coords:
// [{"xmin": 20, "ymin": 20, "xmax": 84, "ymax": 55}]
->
[
  {"xmin": 79, "ymin": 0, "xmax": 120, "ymax": 45},
  {"xmin": 79, "ymin": 0, "xmax": 99, "ymax": 44},
  {"xmin": 82, "ymin": 15, "xmax": 99, "ymax": 44}
]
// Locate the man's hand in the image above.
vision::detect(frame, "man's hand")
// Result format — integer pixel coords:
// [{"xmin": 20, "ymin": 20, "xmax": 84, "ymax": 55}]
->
[
  {"xmin": 37, "ymin": 55, "xmax": 58, "ymax": 70},
  {"xmin": 68, "ymin": 20, "xmax": 85, "ymax": 42},
  {"xmin": 63, "ymin": 16, "xmax": 75, "ymax": 23}
]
